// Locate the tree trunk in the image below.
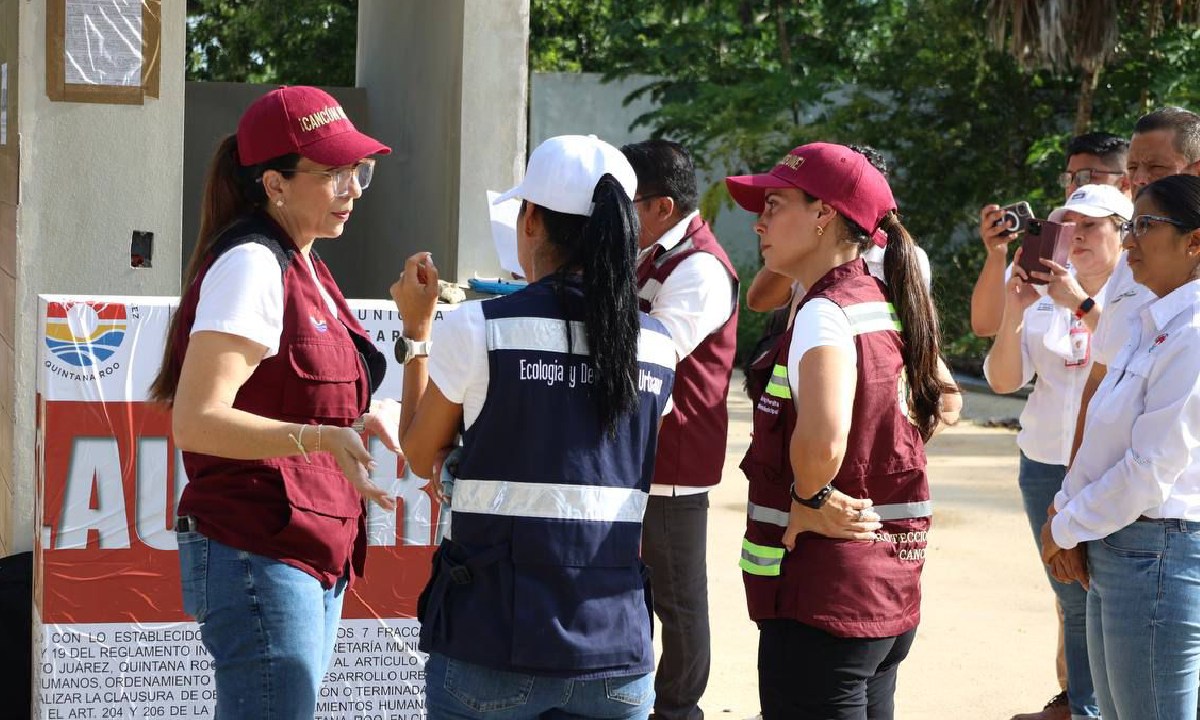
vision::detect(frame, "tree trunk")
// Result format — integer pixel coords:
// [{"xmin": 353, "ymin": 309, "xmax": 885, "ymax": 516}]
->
[
  {"xmin": 1073, "ymin": 65, "xmax": 1101, "ymax": 137},
  {"xmin": 772, "ymin": 0, "xmax": 800, "ymax": 125}
]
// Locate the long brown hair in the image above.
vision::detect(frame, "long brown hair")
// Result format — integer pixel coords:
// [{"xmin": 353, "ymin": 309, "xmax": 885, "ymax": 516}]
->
[
  {"xmin": 878, "ymin": 212, "xmax": 953, "ymax": 441},
  {"xmin": 148, "ymin": 134, "xmax": 299, "ymax": 403}
]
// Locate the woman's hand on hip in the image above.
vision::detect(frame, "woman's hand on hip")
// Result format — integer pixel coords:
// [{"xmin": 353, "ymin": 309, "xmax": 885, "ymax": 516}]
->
[
  {"xmin": 782, "ymin": 490, "xmax": 881, "ymax": 549},
  {"xmin": 324, "ymin": 425, "xmax": 396, "ymax": 511},
  {"xmin": 390, "ymin": 252, "xmax": 440, "ymax": 339}
]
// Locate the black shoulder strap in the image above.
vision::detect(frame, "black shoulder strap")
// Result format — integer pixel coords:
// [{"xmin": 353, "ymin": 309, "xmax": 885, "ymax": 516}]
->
[{"xmin": 209, "ymin": 216, "xmax": 294, "ymax": 271}]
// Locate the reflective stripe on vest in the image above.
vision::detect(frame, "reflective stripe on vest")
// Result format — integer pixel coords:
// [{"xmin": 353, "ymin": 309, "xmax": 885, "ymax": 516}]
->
[
  {"xmin": 746, "ymin": 499, "xmax": 933, "ymax": 527},
  {"xmin": 452, "ymin": 479, "xmax": 649, "ymax": 523},
  {"xmin": 747, "ymin": 501, "xmax": 788, "ymax": 527},
  {"xmin": 764, "ymin": 364, "xmax": 790, "ymax": 399},
  {"xmin": 843, "ymin": 301, "xmax": 902, "ymax": 335},
  {"xmin": 486, "ymin": 317, "xmax": 676, "ymax": 369},
  {"xmin": 740, "ymin": 538, "xmax": 784, "ymax": 576}
]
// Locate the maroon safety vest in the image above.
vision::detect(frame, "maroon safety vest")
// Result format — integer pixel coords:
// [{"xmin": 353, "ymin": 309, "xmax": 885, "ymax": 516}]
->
[
  {"xmin": 172, "ymin": 214, "xmax": 380, "ymax": 588},
  {"xmin": 637, "ymin": 215, "xmax": 739, "ymax": 488},
  {"xmin": 739, "ymin": 259, "xmax": 930, "ymax": 638}
]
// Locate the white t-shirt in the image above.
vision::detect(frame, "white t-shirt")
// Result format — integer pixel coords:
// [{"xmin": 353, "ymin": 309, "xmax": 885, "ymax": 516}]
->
[
  {"xmin": 428, "ymin": 298, "xmax": 674, "ymax": 431},
  {"xmin": 428, "ymin": 301, "xmax": 490, "ymax": 429},
  {"xmin": 785, "ymin": 299, "xmax": 857, "ymax": 403},
  {"xmin": 786, "ymin": 247, "xmax": 933, "ymax": 325},
  {"xmin": 191, "ymin": 243, "xmax": 339, "ymax": 357}
]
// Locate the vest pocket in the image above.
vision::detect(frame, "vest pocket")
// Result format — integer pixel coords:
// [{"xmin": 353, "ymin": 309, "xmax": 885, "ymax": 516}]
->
[
  {"xmin": 283, "ymin": 341, "xmax": 363, "ymax": 419},
  {"xmin": 271, "ymin": 463, "xmax": 363, "ymax": 575},
  {"xmin": 509, "ymin": 522, "xmax": 649, "ymax": 669},
  {"xmin": 419, "ymin": 540, "xmax": 515, "ymax": 667}
]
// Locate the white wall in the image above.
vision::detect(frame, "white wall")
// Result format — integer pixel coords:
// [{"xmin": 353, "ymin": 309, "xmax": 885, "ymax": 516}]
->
[
  {"xmin": 356, "ymin": 0, "xmax": 529, "ymax": 286},
  {"xmin": 11, "ymin": 2, "xmax": 185, "ymax": 551},
  {"xmin": 530, "ymin": 72, "xmax": 761, "ymax": 270},
  {"xmin": 456, "ymin": 1, "xmax": 529, "ymax": 281}
]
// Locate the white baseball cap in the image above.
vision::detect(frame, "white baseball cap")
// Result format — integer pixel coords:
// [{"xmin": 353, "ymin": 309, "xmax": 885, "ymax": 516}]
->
[
  {"xmin": 492, "ymin": 135, "xmax": 638, "ymax": 216},
  {"xmin": 1049, "ymin": 183, "xmax": 1133, "ymax": 223}
]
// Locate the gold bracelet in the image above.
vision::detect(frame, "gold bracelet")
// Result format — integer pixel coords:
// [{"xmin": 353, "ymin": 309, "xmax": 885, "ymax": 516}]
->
[
  {"xmin": 288, "ymin": 424, "xmax": 312, "ymax": 463},
  {"xmin": 315, "ymin": 424, "xmax": 323, "ymax": 453}
]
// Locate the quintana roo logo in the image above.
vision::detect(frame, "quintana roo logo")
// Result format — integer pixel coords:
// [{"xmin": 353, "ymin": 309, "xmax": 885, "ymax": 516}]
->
[{"xmin": 44, "ymin": 302, "xmax": 128, "ymax": 368}]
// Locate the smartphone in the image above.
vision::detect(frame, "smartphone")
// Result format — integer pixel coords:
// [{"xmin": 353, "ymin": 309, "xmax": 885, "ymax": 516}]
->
[
  {"xmin": 996, "ymin": 201, "xmax": 1034, "ymax": 234},
  {"xmin": 1017, "ymin": 218, "xmax": 1074, "ymax": 285}
]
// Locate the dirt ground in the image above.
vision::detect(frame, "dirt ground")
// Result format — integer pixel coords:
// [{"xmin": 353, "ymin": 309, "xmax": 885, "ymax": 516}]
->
[{"xmin": 673, "ymin": 378, "xmax": 1058, "ymax": 719}]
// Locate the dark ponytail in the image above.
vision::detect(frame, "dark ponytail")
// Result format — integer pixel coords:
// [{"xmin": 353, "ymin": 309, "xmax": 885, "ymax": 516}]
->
[
  {"xmin": 539, "ymin": 174, "xmax": 641, "ymax": 433},
  {"xmin": 880, "ymin": 212, "xmax": 952, "ymax": 441},
  {"xmin": 149, "ymin": 134, "xmax": 299, "ymax": 403}
]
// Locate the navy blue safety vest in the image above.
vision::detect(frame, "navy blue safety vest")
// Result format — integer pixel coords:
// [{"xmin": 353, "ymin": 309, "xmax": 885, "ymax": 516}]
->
[{"xmin": 417, "ymin": 275, "xmax": 676, "ymax": 679}]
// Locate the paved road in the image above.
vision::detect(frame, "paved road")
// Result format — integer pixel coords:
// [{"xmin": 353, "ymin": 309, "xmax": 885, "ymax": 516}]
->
[{"xmin": 674, "ymin": 381, "xmax": 1057, "ymax": 719}]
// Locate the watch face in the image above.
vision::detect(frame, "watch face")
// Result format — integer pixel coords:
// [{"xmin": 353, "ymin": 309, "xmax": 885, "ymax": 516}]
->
[{"xmin": 393, "ymin": 336, "xmax": 411, "ymax": 365}]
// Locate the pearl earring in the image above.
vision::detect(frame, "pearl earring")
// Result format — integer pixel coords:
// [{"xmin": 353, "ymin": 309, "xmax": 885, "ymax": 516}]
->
[{"xmin": 275, "ymin": 199, "xmax": 284, "ymax": 207}]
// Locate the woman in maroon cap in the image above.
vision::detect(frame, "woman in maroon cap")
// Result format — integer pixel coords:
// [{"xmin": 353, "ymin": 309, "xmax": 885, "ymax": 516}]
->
[
  {"xmin": 149, "ymin": 86, "xmax": 397, "ymax": 718},
  {"xmin": 726, "ymin": 143, "xmax": 959, "ymax": 719}
]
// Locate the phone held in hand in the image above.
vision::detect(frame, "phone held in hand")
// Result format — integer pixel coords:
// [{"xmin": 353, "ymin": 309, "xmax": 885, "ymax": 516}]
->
[
  {"xmin": 1017, "ymin": 218, "xmax": 1074, "ymax": 285},
  {"xmin": 996, "ymin": 201, "xmax": 1034, "ymax": 234}
]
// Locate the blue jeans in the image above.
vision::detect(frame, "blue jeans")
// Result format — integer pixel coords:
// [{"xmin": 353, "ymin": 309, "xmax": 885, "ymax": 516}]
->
[
  {"xmin": 177, "ymin": 531, "xmax": 347, "ymax": 719},
  {"xmin": 1087, "ymin": 519, "xmax": 1200, "ymax": 719},
  {"xmin": 424, "ymin": 653, "xmax": 654, "ymax": 719},
  {"xmin": 1018, "ymin": 452, "xmax": 1099, "ymax": 719}
]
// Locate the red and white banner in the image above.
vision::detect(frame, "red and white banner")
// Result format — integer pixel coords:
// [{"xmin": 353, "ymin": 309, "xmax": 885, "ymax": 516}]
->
[{"xmin": 35, "ymin": 296, "xmax": 454, "ymax": 720}]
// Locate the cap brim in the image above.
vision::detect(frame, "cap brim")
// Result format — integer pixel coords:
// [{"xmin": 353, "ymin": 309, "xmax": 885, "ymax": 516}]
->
[
  {"xmin": 1051, "ymin": 203, "xmax": 1125, "ymax": 223},
  {"xmin": 492, "ymin": 185, "xmax": 522, "ymax": 205},
  {"xmin": 302, "ymin": 130, "xmax": 392, "ymax": 167},
  {"xmin": 725, "ymin": 173, "xmax": 796, "ymax": 213}
]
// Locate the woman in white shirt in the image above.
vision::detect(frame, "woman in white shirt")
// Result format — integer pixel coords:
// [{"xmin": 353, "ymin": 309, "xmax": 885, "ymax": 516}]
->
[
  {"xmin": 984, "ymin": 184, "xmax": 1131, "ymax": 720},
  {"xmin": 1043, "ymin": 174, "xmax": 1200, "ymax": 719}
]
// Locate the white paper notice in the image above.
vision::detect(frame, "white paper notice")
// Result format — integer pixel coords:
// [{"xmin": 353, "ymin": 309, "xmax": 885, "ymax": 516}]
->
[
  {"xmin": 64, "ymin": 0, "xmax": 143, "ymax": 87},
  {"xmin": 487, "ymin": 190, "xmax": 523, "ymax": 278},
  {"xmin": 1, "ymin": 63, "xmax": 7, "ymax": 146}
]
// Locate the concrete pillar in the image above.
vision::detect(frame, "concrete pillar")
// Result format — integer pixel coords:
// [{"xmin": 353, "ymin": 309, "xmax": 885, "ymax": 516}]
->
[
  {"xmin": 3, "ymin": 1, "xmax": 185, "ymax": 553},
  {"xmin": 356, "ymin": 0, "xmax": 529, "ymax": 285}
]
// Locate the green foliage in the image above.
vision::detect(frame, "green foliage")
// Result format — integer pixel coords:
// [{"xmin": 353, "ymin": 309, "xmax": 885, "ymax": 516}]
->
[
  {"xmin": 187, "ymin": 0, "xmax": 1200, "ymax": 366},
  {"xmin": 531, "ymin": 0, "xmax": 1200, "ymax": 365},
  {"xmin": 185, "ymin": 0, "xmax": 358, "ymax": 86}
]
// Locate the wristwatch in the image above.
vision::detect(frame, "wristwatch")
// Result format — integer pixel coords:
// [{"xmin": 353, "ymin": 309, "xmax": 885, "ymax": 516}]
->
[
  {"xmin": 393, "ymin": 336, "xmax": 432, "ymax": 364},
  {"xmin": 790, "ymin": 482, "xmax": 834, "ymax": 509},
  {"xmin": 1074, "ymin": 297, "xmax": 1096, "ymax": 320}
]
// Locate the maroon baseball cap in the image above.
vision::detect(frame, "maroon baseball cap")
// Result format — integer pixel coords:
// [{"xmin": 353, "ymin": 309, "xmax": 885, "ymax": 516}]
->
[
  {"xmin": 236, "ymin": 86, "xmax": 392, "ymax": 167},
  {"xmin": 725, "ymin": 142, "xmax": 896, "ymax": 246}
]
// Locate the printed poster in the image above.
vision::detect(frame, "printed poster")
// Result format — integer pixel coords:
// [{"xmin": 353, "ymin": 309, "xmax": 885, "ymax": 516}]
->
[{"xmin": 35, "ymin": 295, "xmax": 457, "ymax": 719}]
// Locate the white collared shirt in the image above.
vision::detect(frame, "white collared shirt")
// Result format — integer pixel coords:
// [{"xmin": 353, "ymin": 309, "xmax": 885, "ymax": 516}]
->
[
  {"xmin": 1052, "ymin": 279, "xmax": 1200, "ymax": 549},
  {"xmin": 983, "ymin": 272, "xmax": 1109, "ymax": 466},
  {"xmin": 1090, "ymin": 252, "xmax": 1153, "ymax": 366},
  {"xmin": 637, "ymin": 210, "xmax": 736, "ymax": 497}
]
